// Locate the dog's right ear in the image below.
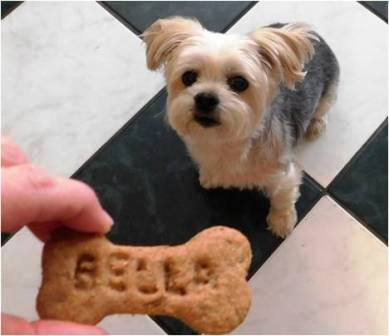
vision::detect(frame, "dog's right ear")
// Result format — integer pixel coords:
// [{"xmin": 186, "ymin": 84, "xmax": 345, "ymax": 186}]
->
[
  {"xmin": 142, "ymin": 17, "xmax": 203, "ymax": 71},
  {"xmin": 249, "ymin": 23, "xmax": 316, "ymax": 89}
]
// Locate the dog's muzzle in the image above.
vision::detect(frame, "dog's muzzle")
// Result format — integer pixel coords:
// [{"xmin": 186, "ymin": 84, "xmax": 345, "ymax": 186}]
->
[{"xmin": 193, "ymin": 92, "xmax": 220, "ymax": 128}]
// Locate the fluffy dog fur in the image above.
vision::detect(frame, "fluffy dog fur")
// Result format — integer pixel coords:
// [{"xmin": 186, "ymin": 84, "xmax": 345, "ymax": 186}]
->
[{"xmin": 143, "ymin": 18, "xmax": 339, "ymax": 238}]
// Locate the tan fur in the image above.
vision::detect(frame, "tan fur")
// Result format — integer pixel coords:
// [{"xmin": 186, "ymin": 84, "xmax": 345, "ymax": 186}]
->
[
  {"xmin": 250, "ymin": 23, "xmax": 316, "ymax": 89},
  {"xmin": 142, "ymin": 17, "xmax": 203, "ymax": 70},
  {"xmin": 143, "ymin": 18, "xmax": 319, "ymax": 238}
]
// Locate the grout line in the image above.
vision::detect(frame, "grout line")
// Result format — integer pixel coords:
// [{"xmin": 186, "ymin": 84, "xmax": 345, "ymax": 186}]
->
[
  {"xmin": 222, "ymin": 1, "xmax": 258, "ymax": 33},
  {"xmin": 69, "ymin": 0, "xmax": 389, "ymax": 252},
  {"xmin": 358, "ymin": 1, "xmax": 388, "ymax": 23},
  {"xmin": 150, "ymin": 318, "xmax": 177, "ymax": 336},
  {"xmin": 302, "ymin": 120, "xmax": 387, "ymax": 244},
  {"xmin": 1, "ymin": 0, "xmax": 385, "ymax": 332},
  {"xmin": 99, "ymin": 1, "xmax": 259, "ymax": 39},
  {"xmin": 72, "ymin": 87, "xmax": 167, "ymax": 178},
  {"xmin": 326, "ymin": 192, "xmax": 387, "ymax": 245},
  {"xmin": 1, "ymin": 1, "xmax": 23, "ymax": 20},
  {"xmin": 151, "ymin": 317, "xmax": 197, "ymax": 336},
  {"xmin": 303, "ymin": 171, "xmax": 326, "ymax": 194},
  {"xmin": 97, "ymin": 1, "xmax": 142, "ymax": 36},
  {"xmin": 327, "ymin": 118, "xmax": 388, "ymax": 191},
  {"xmin": 298, "ymin": 172, "xmax": 326, "ymax": 222},
  {"xmin": 301, "ymin": 163, "xmax": 385, "ymax": 246},
  {"xmin": 2, "ymin": 0, "xmax": 386, "ymax": 282},
  {"xmin": 324, "ymin": 118, "xmax": 388, "ymax": 244}
]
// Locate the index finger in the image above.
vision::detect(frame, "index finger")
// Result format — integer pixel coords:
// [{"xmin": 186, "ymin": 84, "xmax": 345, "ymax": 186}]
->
[
  {"xmin": 1, "ymin": 164, "xmax": 113, "ymax": 240},
  {"xmin": 1, "ymin": 136, "xmax": 29, "ymax": 167}
]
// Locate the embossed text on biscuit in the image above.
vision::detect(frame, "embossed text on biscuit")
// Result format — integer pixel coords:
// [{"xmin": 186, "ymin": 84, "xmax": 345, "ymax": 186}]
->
[{"xmin": 37, "ymin": 226, "xmax": 252, "ymax": 334}]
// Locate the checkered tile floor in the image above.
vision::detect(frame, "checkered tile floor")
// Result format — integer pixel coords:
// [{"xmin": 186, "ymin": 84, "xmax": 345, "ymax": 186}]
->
[{"xmin": 2, "ymin": 2, "xmax": 387, "ymax": 334}]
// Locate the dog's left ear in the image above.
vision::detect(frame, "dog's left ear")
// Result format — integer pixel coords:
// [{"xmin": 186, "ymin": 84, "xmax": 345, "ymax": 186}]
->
[
  {"xmin": 249, "ymin": 24, "xmax": 316, "ymax": 89},
  {"xmin": 142, "ymin": 17, "xmax": 203, "ymax": 71}
]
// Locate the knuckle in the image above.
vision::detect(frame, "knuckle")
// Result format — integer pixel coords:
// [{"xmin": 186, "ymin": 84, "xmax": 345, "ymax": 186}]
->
[
  {"xmin": 22, "ymin": 164, "xmax": 55, "ymax": 191},
  {"xmin": 1, "ymin": 138, "xmax": 28, "ymax": 166}
]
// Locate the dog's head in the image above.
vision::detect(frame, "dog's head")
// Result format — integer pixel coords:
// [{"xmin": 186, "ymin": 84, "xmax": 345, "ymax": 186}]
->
[{"xmin": 143, "ymin": 17, "xmax": 315, "ymax": 142}]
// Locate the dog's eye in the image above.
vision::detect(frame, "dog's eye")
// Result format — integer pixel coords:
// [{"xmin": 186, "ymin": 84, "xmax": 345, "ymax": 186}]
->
[
  {"xmin": 228, "ymin": 76, "xmax": 249, "ymax": 93},
  {"xmin": 182, "ymin": 71, "xmax": 198, "ymax": 87}
]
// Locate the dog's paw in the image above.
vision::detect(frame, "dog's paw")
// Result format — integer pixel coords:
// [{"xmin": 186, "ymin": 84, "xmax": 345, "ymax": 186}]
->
[
  {"xmin": 266, "ymin": 207, "xmax": 297, "ymax": 238},
  {"xmin": 305, "ymin": 117, "xmax": 327, "ymax": 141},
  {"xmin": 199, "ymin": 174, "xmax": 216, "ymax": 189}
]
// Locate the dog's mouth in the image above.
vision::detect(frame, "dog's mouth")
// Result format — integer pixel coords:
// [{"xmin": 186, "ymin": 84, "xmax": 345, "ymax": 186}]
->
[{"xmin": 193, "ymin": 113, "xmax": 221, "ymax": 128}]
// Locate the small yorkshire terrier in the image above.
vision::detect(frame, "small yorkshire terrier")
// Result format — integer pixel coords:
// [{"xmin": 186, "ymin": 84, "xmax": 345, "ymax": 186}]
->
[{"xmin": 143, "ymin": 18, "xmax": 339, "ymax": 238}]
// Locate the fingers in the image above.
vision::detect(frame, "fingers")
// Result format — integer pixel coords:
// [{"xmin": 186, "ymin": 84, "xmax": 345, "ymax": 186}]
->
[
  {"xmin": 30, "ymin": 320, "xmax": 107, "ymax": 335},
  {"xmin": 1, "ymin": 136, "xmax": 29, "ymax": 167},
  {"xmin": 1, "ymin": 164, "xmax": 113, "ymax": 239},
  {"xmin": 2, "ymin": 313, "xmax": 107, "ymax": 335},
  {"xmin": 28, "ymin": 221, "xmax": 70, "ymax": 242},
  {"xmin": 2, "ymin": 313, "xmax": 35, "ymax": 335}
]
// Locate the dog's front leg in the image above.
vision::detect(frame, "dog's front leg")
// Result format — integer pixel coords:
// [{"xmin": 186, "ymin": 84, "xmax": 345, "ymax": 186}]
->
[
  {"xmin": 199, "ymin": 169, "xmax": 218, "ymax": 189},
  {"xmin": 264, "ymin": 162, "xmax": 302, "ymax": 238}
]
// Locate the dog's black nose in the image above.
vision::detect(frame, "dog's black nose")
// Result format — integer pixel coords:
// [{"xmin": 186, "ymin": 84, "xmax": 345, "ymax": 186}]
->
[{"xmin": 194, "ymin": 92, "xmax": 219, "ymax": 113}]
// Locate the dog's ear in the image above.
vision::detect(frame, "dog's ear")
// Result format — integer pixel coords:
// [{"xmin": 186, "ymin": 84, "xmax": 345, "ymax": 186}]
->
[
  {"xmin": 249, "ymin": 24, "xmax": 316, "ymax": 89},
  {"xmin": 142, "ymin": 17, "xmax": 203, "ymax": 71}
]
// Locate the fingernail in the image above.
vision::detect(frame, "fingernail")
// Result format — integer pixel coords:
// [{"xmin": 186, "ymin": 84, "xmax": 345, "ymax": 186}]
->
[{"xmin": 102, "ymin": 211, "xmax": 114, "ymax": 232}]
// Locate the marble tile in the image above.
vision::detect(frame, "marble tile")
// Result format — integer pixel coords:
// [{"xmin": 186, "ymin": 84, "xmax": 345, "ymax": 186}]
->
[
  {"xmin": 1, "ymin": 227, "xmax": 166, "ymax": 334},
  {"xmin": 229, "ymin": 1, "xmax": 388, "ymax": 186},
  {"xmin": 1, "ymin": 1, "xmax": 23, "ymax": 19},
  {"xmin": 360, "ymin": 1, "xmax": 388, "ymax": 22},
  {"xmin": 329, "ymin": 120, "xmax": 388, "ymax": 242},
  {"xmin": 73, "ymin": 90, "xmax": 323, "ymax": 334},
  {"xmin": 234, "ymin": 196, "xmax": 388, "ymax": 335},
  {"xmin": 2, "ymin": 2, "xmax": 387, "ymax": 335},
  {"xmin": 1, "ymin": 1, "xmax": 164, "ymax": 177},
  {"xmin": 101, "ymin": 1, "xmax": 255, "ymax": 34},
  {"xmin": 98, "ymin": 315, "xmax": 165, "ymax": 335},
  {"xmin": 1, "ymin": 2, "xmax": 165, "ymax": 333},
  {"xmin": 1, "ymin": 229, "xmax": 42, "ymax": 320}
]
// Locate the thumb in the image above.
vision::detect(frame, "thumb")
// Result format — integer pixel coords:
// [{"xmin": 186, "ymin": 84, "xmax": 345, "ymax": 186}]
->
[{"xmin": 2, "ymin": 313, "xmax": 107, "ymax": 335}]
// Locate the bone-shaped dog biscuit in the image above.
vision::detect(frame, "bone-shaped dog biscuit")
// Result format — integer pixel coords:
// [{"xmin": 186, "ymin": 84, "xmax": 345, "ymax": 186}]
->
[{"xmin": 37, "ymin": 226, "xmax": 252, "ymax": 334}]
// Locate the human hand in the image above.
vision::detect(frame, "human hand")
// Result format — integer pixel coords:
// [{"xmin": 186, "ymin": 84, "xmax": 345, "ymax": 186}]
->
[
  {"xmin": 1, "ymin": 136, "xmax": 113, "ymax": 241},
  {"xmin": 1, "ymin": 136, "xmax": 111, "ymax": 334},
  {"xmin": 2, "ymin": 313, "xmax": 106, "ymax": 335}
]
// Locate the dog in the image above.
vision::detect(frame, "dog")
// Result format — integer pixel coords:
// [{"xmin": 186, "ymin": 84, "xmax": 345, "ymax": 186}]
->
[{"xmin": 143, "ymin": 17, "xmax": 339, "ymax": 238}]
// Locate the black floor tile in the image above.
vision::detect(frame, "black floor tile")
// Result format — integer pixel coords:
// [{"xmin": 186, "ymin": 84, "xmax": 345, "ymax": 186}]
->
[
  {"xmin": 1, "ymin": 233, "xmax": 12, "ymax": 246},
  {"xmin": 1, "ymin": 1, "xmax": 23, "ymax": 20},
  {"xmin": 328, "ymin": 120, "xmax": 388, "ymax": 243},
  {"xmin": 100, "ymin": 1, "xmax": 256, "ymax": 34},
  {"xmin": 359, "ymin": 1, "xmax": 388, "ymax": 23},
  {"xmin": 73, "ymin": 90, "xmax": 323, "ymax": 334}
]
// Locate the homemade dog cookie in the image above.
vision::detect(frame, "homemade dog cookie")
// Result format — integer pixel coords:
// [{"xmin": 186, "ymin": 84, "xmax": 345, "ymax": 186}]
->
[{"xmin": 37, "ymin": 226, "xmax": 252, "ymax": 334}]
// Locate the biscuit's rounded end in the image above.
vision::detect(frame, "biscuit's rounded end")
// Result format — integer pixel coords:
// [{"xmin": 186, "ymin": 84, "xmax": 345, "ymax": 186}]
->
[
  {"xmin": 36, "ymin": 226, "xmax": 253, "ymax": 334},
  {"xmin": 190, "ymin": 226, "xmax": 252, "ymax": 273},
  {"xmin": 177, "ymin": 274, "xmax": 252, "ymax": 334},
  {"xmin": 36, "ymin": 282, "xmax": 106, "ymax": 325}
]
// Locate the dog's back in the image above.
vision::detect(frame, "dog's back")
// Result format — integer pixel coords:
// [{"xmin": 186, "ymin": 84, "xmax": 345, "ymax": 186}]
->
[{"xmin": 266, "ymin": 23, "xmax": 340, "ymax": 145}]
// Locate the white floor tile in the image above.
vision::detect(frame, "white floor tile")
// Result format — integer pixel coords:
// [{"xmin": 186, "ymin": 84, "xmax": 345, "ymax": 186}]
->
[
  {"xmin": 1, "ymin": 228, "xmax": 165, "ymax": 334},
  {"xmin": 229, "ymin": 2, "xmax": 387, "ymax": 186},
  {"xmin": 1, "ymin": 1, "xmax": 164, "ymax": 177},
  {"xmin": 234, "ymin": 196, "xmax": 388, "ymax": 335},
  {"xmin": 98, "ymin": 315, "xmax": 165, "ymax": 335},
  {"xmin": 2, "ymin": 229, "xmax": 42, "ymax": 320},
  {"xmin": 2, "ymin": 4, "xmax": 164, "ymax": 332}
]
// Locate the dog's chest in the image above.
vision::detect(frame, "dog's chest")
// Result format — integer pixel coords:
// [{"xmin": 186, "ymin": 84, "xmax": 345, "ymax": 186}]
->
[{"xmin": 187, "ymin": 141, "xmax": 277, "ymax": 188}]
